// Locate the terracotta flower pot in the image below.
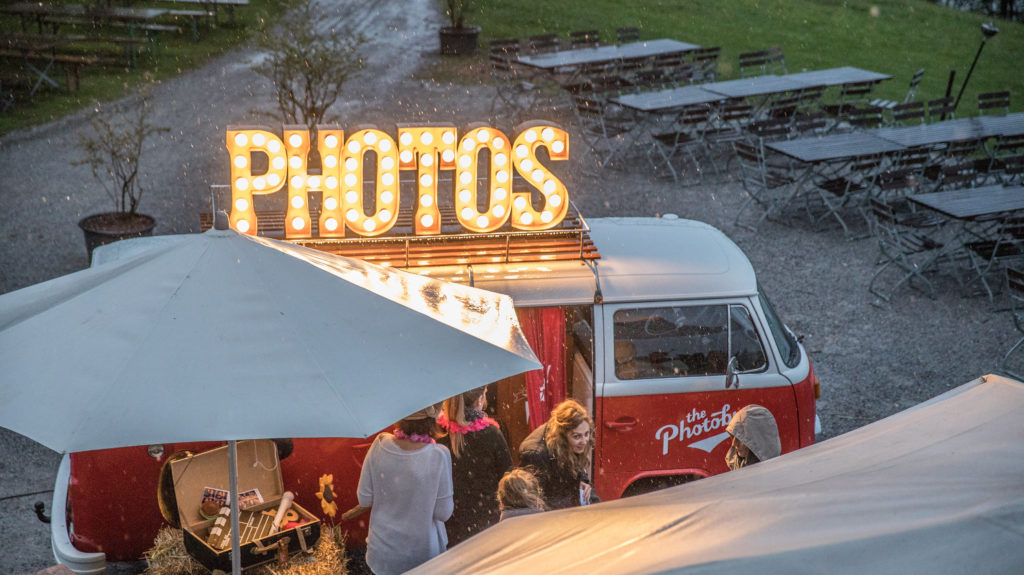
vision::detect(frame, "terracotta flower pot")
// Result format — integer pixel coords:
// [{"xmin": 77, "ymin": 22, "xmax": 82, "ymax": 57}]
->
[
  {"xmin": 440, "ymin": 26, "xmax": 480, "ymax": 56},
  {"xmin": 78, "ymin": 212, "xmax": 157, "ymax": 262}
]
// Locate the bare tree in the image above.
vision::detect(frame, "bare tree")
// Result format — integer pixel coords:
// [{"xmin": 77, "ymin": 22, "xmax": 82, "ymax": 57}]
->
[
  {"xmin": 254, "ymin": 0, "xmax": 365, "ymax": 137},
  {"xmin": 75, "ymin": 88, "xmax": 167, "ymax": 217}
]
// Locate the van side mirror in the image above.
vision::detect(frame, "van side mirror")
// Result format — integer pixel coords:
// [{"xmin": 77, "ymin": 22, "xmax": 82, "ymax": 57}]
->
[{"xmin": 725, "ymin": 356, "xmax": 740, "ymax": 389}]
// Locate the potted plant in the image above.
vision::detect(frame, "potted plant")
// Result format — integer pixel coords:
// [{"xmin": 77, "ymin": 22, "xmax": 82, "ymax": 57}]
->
[
  {"xmin": 439, "ymin": 0, "xmax": 480, "ymax": 56},
  {"xmin": 74, "ymin": 89, "xmax": 167, "ymax": 261}
]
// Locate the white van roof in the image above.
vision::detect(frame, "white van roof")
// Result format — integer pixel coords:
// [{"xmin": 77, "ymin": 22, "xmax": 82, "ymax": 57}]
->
[
  {"xmin": 422, "ymin": 217, "xmax": 758, "ymax": 306},
  {"xmin": 98, "ymin": 217, "xmax": 757, "ymax": 307}
]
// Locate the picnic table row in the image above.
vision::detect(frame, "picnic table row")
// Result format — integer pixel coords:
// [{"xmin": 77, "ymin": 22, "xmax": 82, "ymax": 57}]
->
[
  {"xmin": 0, "ymin": 0, "xmax": 248, "ymax": 105},
  {"xmin": 758, "ymin": 114, "xmax": 1024, "ymax": 302}
]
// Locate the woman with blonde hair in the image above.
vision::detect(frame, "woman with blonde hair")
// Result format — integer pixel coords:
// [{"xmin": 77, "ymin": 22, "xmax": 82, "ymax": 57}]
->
[
  {"xmin": 497, "ymin": 468, "xmax": 546, "ymax": 521},
  {"xmin": 436, "ymin": 385, "xmax": 513, "ymax": 546},
  {"xmin": 518, "ymin": 398, "xmax": 597, "ymax": 510}
]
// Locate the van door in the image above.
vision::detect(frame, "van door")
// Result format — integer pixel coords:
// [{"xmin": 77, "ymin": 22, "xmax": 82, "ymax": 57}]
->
[{"xmin": 595, "ymin": 299, "xmax": 798, "ymax": 498}]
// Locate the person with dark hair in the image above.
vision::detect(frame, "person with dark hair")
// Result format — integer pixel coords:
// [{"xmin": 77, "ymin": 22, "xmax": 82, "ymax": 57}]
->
[
  {"xmin": 436, "ymin": 385, "xmax": 513, "ymax": 546},
  {"xmin": 518, "ymin": 398, "xmax": 597, "ymax": 510},
  {"xmin": 342, "ymin": 405, "xmax": 453, "ymax": 575},
  {"xmin": 725, "ymin": 404, "xmax": 781, "ymax": 471},
  {"xmin": 497, "ymin": 468, "xmax": 546, "ymax": 521}
]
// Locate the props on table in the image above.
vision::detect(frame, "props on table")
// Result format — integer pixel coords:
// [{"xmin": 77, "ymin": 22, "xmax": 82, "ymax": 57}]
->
[
  {"xmin": 207, "ymin": 507, "xmax": 232, "ymax": 549},
  {"xmin": 269, "ymin": 491, "xmax": 295, "ymax": 535}
]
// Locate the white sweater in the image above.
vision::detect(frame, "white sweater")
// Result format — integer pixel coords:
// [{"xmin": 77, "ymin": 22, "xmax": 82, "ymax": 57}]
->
[{"xmin": 357, "ymin": 434, "xmax": 454, "ymax": 575}]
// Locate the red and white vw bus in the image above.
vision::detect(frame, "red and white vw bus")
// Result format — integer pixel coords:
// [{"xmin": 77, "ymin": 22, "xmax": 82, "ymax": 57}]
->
[
  {"xmin": 50, "ymin": 121, "xmax": 817, "ymax": 573},
  {"xmin": 51, "ymin": 215, "xmax": 818, "ymax": 573}
]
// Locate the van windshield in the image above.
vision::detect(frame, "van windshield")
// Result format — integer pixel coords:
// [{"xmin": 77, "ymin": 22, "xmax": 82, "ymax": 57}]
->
[{"xmin": 758, "ymin": 283, "xmax": 801, "ymax": 368}]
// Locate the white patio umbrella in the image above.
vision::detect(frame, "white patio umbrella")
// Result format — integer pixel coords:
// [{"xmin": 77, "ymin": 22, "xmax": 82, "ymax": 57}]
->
[
  {"xmin": 409, "ymin": 374, "xmax": 1024, "ymax": 575},
  {"xmin": 0, "ymin": 221, "xmax": 540, "ymax": 574}
]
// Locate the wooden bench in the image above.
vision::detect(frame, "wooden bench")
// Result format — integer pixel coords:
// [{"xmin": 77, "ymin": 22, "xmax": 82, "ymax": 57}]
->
[
  {"xmin": 159, "ymin": 0, "xmax": 249, "ymax": 26},
  {"xmin": 165, "ymin": 8, "xmax": 214, "ymax": 41},
  {"xmin": 42, "ymin": 16, "xmax": 182, "ymax": 36},
  {"xmin": 0, "ymin": 50, "xmax": 99, "ymax": 93}
]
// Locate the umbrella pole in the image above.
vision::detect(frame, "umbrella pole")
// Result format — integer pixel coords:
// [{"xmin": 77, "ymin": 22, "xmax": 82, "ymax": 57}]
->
[{"xmin": 229, "ymin": 440, "xmax": 242, "ymax": 575}]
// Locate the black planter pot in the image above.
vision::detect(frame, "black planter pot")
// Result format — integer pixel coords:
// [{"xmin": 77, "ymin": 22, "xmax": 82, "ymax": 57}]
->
[
  {"xmin": 440, "ymin": 26, "xmax": 480, "ymax": 56},
  {"xmin": 78, "ymin": 212, "xmax": 157, "ymax": 262}
]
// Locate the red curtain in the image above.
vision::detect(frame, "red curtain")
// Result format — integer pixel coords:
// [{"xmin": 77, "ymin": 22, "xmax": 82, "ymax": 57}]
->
[{"xmin": 516, "ymin": 307, "xmax": 566, "ymax": 429}]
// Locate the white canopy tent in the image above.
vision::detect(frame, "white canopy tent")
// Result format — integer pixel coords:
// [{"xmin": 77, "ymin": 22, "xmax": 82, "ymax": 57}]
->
[{"xmin": 411, "ymin": 374, "xmax": 1024, "ymax": 575}]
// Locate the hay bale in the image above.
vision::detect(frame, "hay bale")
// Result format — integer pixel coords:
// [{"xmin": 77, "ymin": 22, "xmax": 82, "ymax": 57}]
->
[{"xmin": 144, "ymin": 526, "xmax": 348, "ymax": 575}]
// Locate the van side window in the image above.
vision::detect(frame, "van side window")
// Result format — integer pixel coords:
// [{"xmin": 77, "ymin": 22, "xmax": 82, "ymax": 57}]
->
[
  {"xmin": 613, "ymin": 305, "xmax": 767, "ymax": 380},
  {"xmin": 757, "ymin": 283, "xmax": 801, "ymax": 368},
  {"xmin": 730, "ymin": 305, "xmax": 768, "ymax": 372}
]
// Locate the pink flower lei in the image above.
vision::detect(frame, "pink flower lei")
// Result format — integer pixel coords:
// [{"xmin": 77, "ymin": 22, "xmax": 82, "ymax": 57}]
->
[
  {"xmin": 393, "ymin": 429, "xmax": 435, "ymax": 444},
  {"xmin": 437, "ymin": 412, "xmax": 500, "ymax": 434}
]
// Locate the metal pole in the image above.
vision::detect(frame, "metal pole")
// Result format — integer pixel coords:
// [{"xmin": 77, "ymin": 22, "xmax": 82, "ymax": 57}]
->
[
  {"xmin": 953, "ymin": 37, "xmax": 989, "ymax": 114},
  {"xmin": 229, "ymin": 440, "xmax": 241, "ymax": 575},
  {"xmin": 941, "ymin": 70, "xmax": 957, "ymax": 121}
]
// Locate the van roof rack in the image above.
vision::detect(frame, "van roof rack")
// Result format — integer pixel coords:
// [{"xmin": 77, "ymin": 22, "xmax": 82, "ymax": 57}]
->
[{"xmin": 200, "ymin": 202, "xmax": 600, "ymax": 269}]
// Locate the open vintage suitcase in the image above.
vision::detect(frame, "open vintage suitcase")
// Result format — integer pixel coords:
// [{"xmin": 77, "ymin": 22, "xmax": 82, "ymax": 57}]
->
[{"xmin": 170, "ymin": 439, "xmax": 321, "ymax": 572}]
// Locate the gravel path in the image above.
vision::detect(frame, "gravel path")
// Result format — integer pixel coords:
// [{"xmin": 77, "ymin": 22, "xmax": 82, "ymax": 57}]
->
[{"xmin": 0, "ymin": 1, "xmax": 1016, "ymax": 573}]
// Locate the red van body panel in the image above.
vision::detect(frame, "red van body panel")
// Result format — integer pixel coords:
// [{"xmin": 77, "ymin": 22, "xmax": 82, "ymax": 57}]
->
[
  {"xmin": 595, "ymin": 386, "xmax": 803, "ymax": 500},
  {"xmin": 68, "ymin": 438, "xmax": 373, "ymax": 560}
]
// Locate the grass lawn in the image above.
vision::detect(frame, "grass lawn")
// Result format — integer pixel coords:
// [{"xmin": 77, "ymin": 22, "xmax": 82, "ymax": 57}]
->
[
  {"xmin": 438, "ymin": 0, "xmax": 1023, "ymax": 114},
  {"xmin": 0, "ymin": 0, "xmax": 291, "ymax": 135}
]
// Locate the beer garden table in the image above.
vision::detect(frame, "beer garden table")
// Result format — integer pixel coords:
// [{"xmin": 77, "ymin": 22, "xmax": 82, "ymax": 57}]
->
[
  {"xmin": 908, "ymin": 184, "xmax": 1024, "ymax": 300},
  {"xmin": 782, "ymin": 66, "xmax": 892, "ymax": 88},
  {"xmin": 515, "ymin": 38, "xmax": 700, "ymax": 73},
  {"xmin": 765, "ymin": 132, "xmax": 907, "ymax": 231}
]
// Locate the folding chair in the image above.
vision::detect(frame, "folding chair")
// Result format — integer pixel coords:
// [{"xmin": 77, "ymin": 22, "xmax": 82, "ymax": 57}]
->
[
  {"xmin": 984, "ymin": 134, "xmax": 1024, "ymax": 182},
  {"xmin": 873, "ymin": 148, "xmax": 945, "ymax": 227},
  {"xmin": 824, "ymin": 81, "xmax": 877, "ymax": 116},
  {"xmin": 571, "ymin": 94, "xmax": 637, "ymax": 173},
  {"xmin": 648, "ymin": 104, "xmax": 713, "ymax": 184},
  {"xmin": 870, "ymin": 68, "xmax": 924, "ymax": 110},
  {"xmin": 999, "ymin": 154, "xmax": 1024, "ymax": 185},
  {"xmin": 845, "ymin": 105, "xmax": 885, "ymax": 130},
  {"xmin": 767, "ymin": 93, "xmax": 802, "ymax": 121},
  {"xmin": 738, "ymin": 49, "xmax": 772, "ymax": 78},
  {"xmin": 732, "ymin": 139, "xmax": 799, "ymax": 230},
  {"xmin": 528, "ymin": 34, "xmax": 560, "ymax": 55},
  {"xmin": 1001, "ymin": 266, "xmax": 1024, "ymax": 379},
  {"xmin": 615, "ymin": 57, "xmax": 648, "ymax": 88},
  {"xmin": 766, "ymin": 46, "xmax": 786, "ymax": 75},
  {"xmin": 569, "ymin": 29, "xmax": 601, "ymax": 49},
  {"xmin": 488, "ymin": 38, "xmax": 541, "ymax": 127},
  {"xmin": 663, "ymin": 62, "xmax": 695, "ymax": 87},
  {"xmin": 888, "ymin": 101, "xmax": 926, "ymax": 126},
  {"xmin": 964, "ymin": 215, "xmax": 1024, "ymax": 302},
  {"xmin": 808, "ymin": 154, "xmax": 884, "ymax": 237},
  {"xmin": 977, "ymin": 91, "xmax": 1010, "ymax": 116},
  {"xmin": 746, "ymin": 116, "xmax": 791, "ymax": 142},
  {"xmin": 868, "ymin": 198, "xmax": 948, "ymax": 301},
  {"xmin": 796, "ymin": 85, "xmax": 826, "ymax": 113},
  {"xmin": 705, "ymin": 100, "xmax": 754, "ymax": 174},
  {"xmin": 689, "ymin": 46, "xmax": 721, "ymax": 83},
  {"xmin": 561, "ymin": 60, "xmax": 621, "ymax": 95},
  {"xmin": 931, "ymin": 159, "xmax": 982, "ymax": 192},
  {"xmin": 791, "ymin": 112, "xmax": 828, "ymax": 138},
  {"xmin": 651, "ymin": 52, "xmax": 690, "ymax": 83},
  {"xmin": 616, "ymin": 26, "xmax": 639, "ymax": 43},
  {"xmin": 927, "ymin": 97, "xmax": 956, "ymax": 122}
]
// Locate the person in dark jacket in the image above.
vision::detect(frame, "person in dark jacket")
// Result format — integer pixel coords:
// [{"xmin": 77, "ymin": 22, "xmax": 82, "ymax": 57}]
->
[
  {"xmin": 517, "ymin": 398, "xmax": 596, "ymax": 510},
  {"xmin": 436, "ymin": 386, "xmax": 513, "ymax": 546}
]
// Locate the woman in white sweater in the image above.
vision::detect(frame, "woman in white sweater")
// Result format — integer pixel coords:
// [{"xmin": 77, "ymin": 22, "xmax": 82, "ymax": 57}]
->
[{"xmin": 343, "ymin": 405, "xmax": 454, "ymax": 575}]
